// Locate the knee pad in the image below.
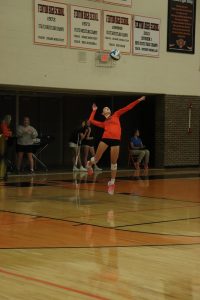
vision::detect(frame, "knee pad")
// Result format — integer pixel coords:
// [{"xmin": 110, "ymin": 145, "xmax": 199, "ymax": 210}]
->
[
  {"xmin": 111, "ymin": 163, "xmax": 117, "ymax": 170},
  {"xmin": 91, "ymin": 156, "xmax": 96, "ymax": 163}
]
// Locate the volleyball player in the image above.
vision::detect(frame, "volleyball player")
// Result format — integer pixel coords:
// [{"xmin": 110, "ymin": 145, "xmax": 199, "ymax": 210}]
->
[{"xmin": 86, "ymin": 96, "xmax": 146, "ymax": 194}]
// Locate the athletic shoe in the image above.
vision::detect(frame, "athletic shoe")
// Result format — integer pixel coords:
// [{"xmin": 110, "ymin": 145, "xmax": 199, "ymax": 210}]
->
[
  {"xmin": 94, "ymin": 165, "xmax": 102, "ymax": 171},
  {"xmin": 73, "ymin": 166, "xmax": 79, "ymax": 172},
  {"xmin": 86, "ymin": 161, "xmax": 94, "ymax": 176},
  {"xmin": 107, "ymin": 181, "xmax": 115, "ymax": 195},
  {"xmin": 79, "ymin": 172, "xmax": 87, "ymax": 179},
  {"xmin": 79, "ymin": 166, "xmax": 87, "ymax": 172}
]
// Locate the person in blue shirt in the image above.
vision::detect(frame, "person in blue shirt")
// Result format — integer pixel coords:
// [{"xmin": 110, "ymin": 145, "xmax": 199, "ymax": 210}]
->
[{"xmin": 130, "ymin": 129, "xmax": 150, "ymax": 170}]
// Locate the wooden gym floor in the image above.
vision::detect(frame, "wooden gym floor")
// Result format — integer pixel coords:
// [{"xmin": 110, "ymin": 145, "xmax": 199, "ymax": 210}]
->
[{"xmin": 0, "ymin": 167, "xmax": 200, "ymax": 299}]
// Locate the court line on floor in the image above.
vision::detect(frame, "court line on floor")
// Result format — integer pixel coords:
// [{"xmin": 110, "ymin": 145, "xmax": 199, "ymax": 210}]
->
[
  {"xmin": 84, "ymin": 203, "xmax": 200, "ymax": 218},
  {"xmin": 116, "ymin": 191, "xmax": 200, "ymax": 204},
  {"xmin": 41, "ymin": 180, "xmax": 200, "ymax": 204},
  {"xmin": 0, "ymin": 243, "xmax": 200, "ymax": 250},
  {"xmin": 116, "ymin": 216, "xmax": 200, "ymax": 228},
  {"xmin": 3, "ymin": 178, "xmax": 200, "ymax": 204},
  {"xmin": 1, "ymin": 206, "xmax": 200, "ymax": 230},
  {"xmin": 3, "ymin": 182, "xmax": 199, "ymax": 206},
  {"xmin": 1, "ymin": 208, "xmax": 200, "ymax": 230},
  {"xmin": 1, "ymin": 209, "xmax": 200, "ymax": 239},
  {"xmin": 0, "ymin": 268, "xmax": 110, "ymax": 300}
]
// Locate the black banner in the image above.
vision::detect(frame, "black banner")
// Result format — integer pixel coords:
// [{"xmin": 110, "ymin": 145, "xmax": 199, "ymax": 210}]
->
[{"xmin": 167, "ymin": 0, "xmax": 196, "ymax": 54}]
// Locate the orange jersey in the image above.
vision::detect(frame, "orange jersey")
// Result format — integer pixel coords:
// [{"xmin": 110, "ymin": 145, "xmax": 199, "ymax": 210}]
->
[
  {"xmin": 0, "ymin": 122, "xmax": 12, "ymax": 139},
  {"xmin": 89, "ymin": 99, "xmax": 140, "ymax": 140}
]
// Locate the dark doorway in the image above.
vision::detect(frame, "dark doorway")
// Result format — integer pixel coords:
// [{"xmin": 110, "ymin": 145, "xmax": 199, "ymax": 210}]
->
[{"xmin": 0, "ymin": 91, "xmax": 156, "ymax": 170}]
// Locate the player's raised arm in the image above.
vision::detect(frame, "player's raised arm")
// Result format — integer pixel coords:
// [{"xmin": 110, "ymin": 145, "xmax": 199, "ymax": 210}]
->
[
  {"xmin": 89, "ymin": 103, "xmax": 104, "ymax": 128},
  {"xmin": 115, "ymin": 96, "xmax": 146, "ymax": 117}
]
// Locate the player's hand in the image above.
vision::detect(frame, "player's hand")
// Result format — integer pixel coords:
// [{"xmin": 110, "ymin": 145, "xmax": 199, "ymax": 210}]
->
[
  {"xmin": 139, "ymin": 96, "xmax": 146, "ymax": 102},
  {"xmin": 92, "ymin": 103, "xmax": 98, "ymax": 111}
]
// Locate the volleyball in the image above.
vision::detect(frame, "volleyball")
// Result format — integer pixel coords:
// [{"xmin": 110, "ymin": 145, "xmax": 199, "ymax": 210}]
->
[{"xmin": 110, "ymin": 49, "xmax": 121, "ymax": 61}]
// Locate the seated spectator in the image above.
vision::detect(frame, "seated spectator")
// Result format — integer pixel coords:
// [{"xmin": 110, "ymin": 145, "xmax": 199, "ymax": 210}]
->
[{"xmin": 130, "ymin": 129, "xmax": 150, "ymax": 170}]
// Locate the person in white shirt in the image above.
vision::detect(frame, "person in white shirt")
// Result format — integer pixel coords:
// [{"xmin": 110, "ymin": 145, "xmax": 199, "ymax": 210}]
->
[{"xmin": 16, "ymin": 117, "xmax": 38, "ymax": 173}]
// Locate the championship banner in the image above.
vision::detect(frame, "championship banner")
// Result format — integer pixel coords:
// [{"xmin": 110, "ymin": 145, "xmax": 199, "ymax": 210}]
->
[
  {"xmin": 133, "ymin": 15, "xmax": 160, "ymax": 57},
  {"xmin": 103, "ymin": 10, "xmax": 131, "ymax": 53},
  {"xmin": 34, "ymin": 0, "xmax": 67, "ymax": 47},
  {"xmin": 70, "ymin": 5, "xmax": 101, "ymax": 50},
  {"xmin": 167, "ymin": 0, "xmax": 196, "ymax": 54},
  {"xmin": 103, "ymin": 0, "xmax": 132, "ymax": 7}
]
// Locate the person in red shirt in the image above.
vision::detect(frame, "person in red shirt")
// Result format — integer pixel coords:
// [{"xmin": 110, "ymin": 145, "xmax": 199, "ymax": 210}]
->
[
  {"xmin": 87, "ymin": 96, "xmax": 146, "ymax": 194},
  {"xmin": 1, "ymin": 115, "xmax": 12, "ymax": 140},
  {"xmin": 0, "ymin": 115, "xmax": 12, "ymax": 180}
]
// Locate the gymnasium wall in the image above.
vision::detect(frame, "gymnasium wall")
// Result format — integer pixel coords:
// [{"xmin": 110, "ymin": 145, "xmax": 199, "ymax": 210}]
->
[
  {"xmin": 0, "ymin": 0, "xmax": 200, "ymax": 96},
  {"xmin": 155, "ymin": 95, "xmax": 200, "ymax": 167}
]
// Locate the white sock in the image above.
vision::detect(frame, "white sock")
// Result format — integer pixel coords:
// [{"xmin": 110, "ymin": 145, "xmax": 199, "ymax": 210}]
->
[{"xmin": 110, "ymin": 178, "xmax": 115, "ymax": 185}]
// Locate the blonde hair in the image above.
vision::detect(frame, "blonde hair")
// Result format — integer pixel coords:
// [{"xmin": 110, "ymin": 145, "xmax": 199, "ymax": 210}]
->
[{"xmin": 3, "ymin": 114, "xmax": 11, "ymax": 125}]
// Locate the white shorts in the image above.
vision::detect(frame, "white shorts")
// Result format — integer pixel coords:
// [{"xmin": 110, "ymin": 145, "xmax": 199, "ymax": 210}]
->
[{"xmin": 69, "ymin": 142, "xmax": 77, "ymax": 148}]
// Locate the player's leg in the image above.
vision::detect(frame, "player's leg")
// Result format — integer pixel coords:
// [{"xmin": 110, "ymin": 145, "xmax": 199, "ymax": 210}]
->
[
  {"xmin": 16, "ymin": 151, "xmax": 24, "ymax": 172},
  {"xmin": 134, "ymin": 150, "xmax": 145, "ymax": 170},
  {"xmin": 70, "ymin": 146, "xmax": 78, "ymax": 171},
  {"xmin": 0, "ymin": 136, "xmax": 6, "ymax": 179},
  {"xmin": 90, "ymin": 146, "xmax": 102, "ymax": 171},
  {"xmin": 83, "ymin": 145, "xmax": 90, "ymax": 168},
  {"xmin": 108, "ymin": 145, "xmax": 120, "ymax": 195},
  {"xmin": 144, "ymin": 149, "xmax": 150, "ymax": 169},
  {"xmin": 87, "ymin": 141, "xmax": 108, "ymax": 175},
  {"xmin": 27, "ymin": 152, "xmax": 34, "ymax": 173}
]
